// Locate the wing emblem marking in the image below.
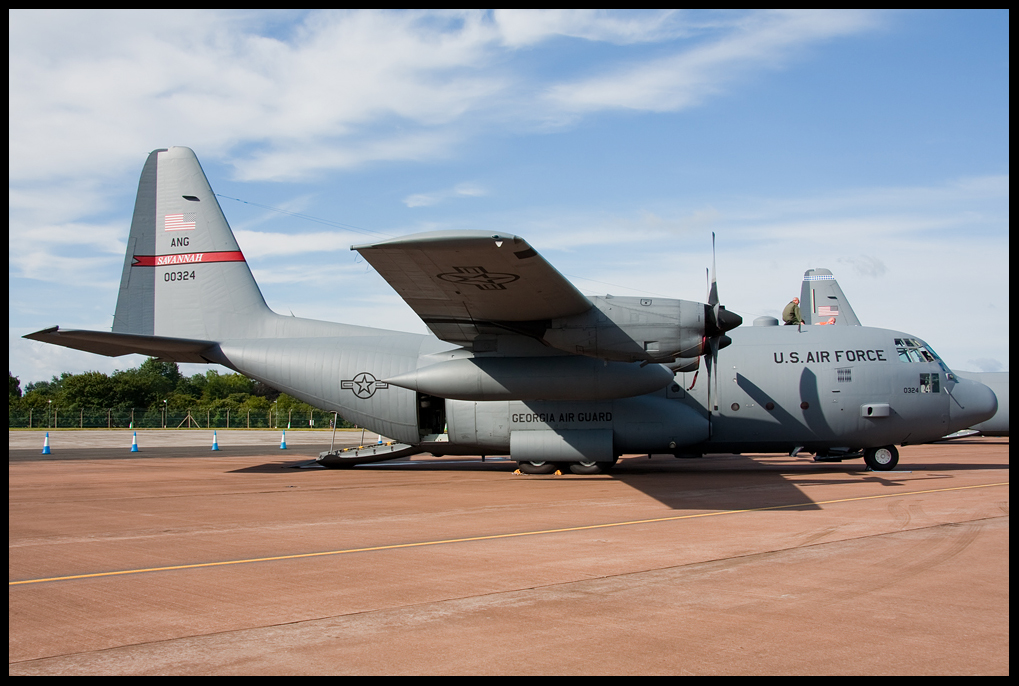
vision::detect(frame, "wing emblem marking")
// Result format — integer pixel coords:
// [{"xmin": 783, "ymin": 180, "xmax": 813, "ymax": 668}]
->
[{"xmin": 437, "ymin": 266, "xmax": 519, "ymax": 291}]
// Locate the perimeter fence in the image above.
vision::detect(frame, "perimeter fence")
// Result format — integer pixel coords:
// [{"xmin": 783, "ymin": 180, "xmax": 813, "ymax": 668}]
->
[{"xmin": 9, "ymin": 407, "xmax": 352, "ymax": 430}]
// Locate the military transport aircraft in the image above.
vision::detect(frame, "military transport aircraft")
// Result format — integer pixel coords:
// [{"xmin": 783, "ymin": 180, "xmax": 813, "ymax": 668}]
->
[
  {"xmin": 797, "ymin": 268, "xmax": 1008, "ymax": 438},
  {"xmin": 25, "ymin": 147, "xmax": 998, "ymax": 474}
]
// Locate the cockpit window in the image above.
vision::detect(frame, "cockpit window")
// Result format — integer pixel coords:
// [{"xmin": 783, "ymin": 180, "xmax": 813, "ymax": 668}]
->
[
  {"xmin": 895, "ymin": 338, "xmax": 955, "ymax": 380},
  {"xmin": 897, "ymin": 338, "xmax": 935, "ymax": 362}
]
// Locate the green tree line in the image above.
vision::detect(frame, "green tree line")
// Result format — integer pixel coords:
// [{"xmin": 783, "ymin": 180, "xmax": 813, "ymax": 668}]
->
[{"xmin": 9, "ymin": 360, "xmax": 353, "ymax": 429}]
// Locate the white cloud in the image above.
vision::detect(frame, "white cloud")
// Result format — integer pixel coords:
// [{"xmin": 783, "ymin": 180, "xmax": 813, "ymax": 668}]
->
[
  {"xmin": 9, "ymin": 219, "xmax": 125, "ymax": 250},
  {"xmin": 10, "ymin": 10, "xmax": 505, "ymax": 182},
  {"xmin": 403, "ymin": 182, "xmax": 487, "ymax": 207},
  {"xmin": 234, "ymin": 229, "xmax": 356, "ymax": 258},
  {"xmin": 235, "ymin": 131, "xmax": 461, "ymax": 182},
  {"xmin": 494, "ymin": 9, "xmax": 689, "ymax": 47},
  {"xmin": 965, "ymin": 358, "xmax": 1004, "ymax": 373},
  {"xmin": 10, "ymin": 250, "xmax": 123, "ymax": 286},
  {"xmin": 10, "ymin": 10, "xmax": 884, "ymax": 184},
  {"xmin": 836, "ymin": 255, "xmax": 887, "ymax": 278},
  {"xmin": 546, "ymin": 10, "xmax": 880, "ymax": 112},
  {"xmin": 249, "ymin": 261, "xmax": 363, "ymax": 285}
]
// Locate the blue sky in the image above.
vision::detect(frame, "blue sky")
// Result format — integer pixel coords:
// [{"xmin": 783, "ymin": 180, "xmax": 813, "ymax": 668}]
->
[{"xmin": 9, "ymin": 10, "xmax": 1009, "ymax": 383}]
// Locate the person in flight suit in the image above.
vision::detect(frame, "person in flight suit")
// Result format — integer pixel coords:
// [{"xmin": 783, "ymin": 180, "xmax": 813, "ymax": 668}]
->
[{"xmin": 782, "ymin": 297, "xmax": 805, "ymax": 325}]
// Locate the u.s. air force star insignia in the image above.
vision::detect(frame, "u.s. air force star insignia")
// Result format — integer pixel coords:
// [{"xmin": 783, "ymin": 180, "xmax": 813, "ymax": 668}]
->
[
  {"xmin": 437, "ymin": 266, "xmax": 519, "ymax": 291},
  {"xmin": 341, "ymin": 372, "xmax": 389, "ymax": 399}
]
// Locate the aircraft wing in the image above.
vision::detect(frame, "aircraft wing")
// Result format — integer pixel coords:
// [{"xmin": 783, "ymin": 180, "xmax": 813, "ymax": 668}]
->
[{"xmin": 353, "ymin": 231, "xmax": 592, "ymax": 345}]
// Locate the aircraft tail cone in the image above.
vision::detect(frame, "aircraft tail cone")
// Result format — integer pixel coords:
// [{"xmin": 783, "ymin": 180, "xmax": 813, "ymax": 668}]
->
[
  {"xmin": 280, "ymin": 431, "xmax": 287, "ymax": 450},
  {"xmin": 212, "ymin": 430, "xmax": 219, "ymax": 451},
  {"xmin": 131, "ymin": 431, "xmax": 139, "ymax": 452},
  {"xmin": 42, "ymin": 432, "xmax": 51, "ymax": 455}
]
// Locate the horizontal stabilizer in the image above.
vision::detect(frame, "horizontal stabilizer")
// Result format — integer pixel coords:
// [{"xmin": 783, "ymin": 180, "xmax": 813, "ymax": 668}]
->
[{"xmin": 23, "ymin": 326, "xmax": 216, "ymax": 363}]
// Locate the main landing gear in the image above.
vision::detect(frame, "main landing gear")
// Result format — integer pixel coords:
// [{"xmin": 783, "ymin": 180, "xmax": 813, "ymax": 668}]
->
[
  {"xmin": 864, "ymin": 445, "xmax": 899, "ymax": 471},
  {"xmin": 568, "ymin": 460, "xmax": 616, "ymax": 475},
  {"xmin": 516, "ymin": 461, "xmax": 559, "ymax": 475},
  {"xmin": 516, "ymin": 459, "xmax": 618, "ymax": 475}
]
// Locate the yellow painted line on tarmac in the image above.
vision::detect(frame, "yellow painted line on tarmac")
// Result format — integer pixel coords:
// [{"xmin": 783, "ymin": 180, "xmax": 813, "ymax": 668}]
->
[{"xmin": 10, "ymin": 481, "xmax": 1008, "ymax": 586}]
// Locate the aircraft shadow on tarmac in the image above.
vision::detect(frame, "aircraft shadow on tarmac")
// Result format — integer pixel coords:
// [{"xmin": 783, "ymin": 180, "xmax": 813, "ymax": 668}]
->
[
  {"xmin": 225, "ymin": 452, "xmax": 998, "ymax": 512},
  {"xmin": 13, "ymin": 441, "xmax": 1004, "ymax": 512}
]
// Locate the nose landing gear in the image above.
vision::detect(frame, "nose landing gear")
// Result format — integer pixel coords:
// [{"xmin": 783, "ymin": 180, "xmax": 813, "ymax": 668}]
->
[{"xmin": 864, "ymin": 445, "xmax": 899, "ymax": 471}]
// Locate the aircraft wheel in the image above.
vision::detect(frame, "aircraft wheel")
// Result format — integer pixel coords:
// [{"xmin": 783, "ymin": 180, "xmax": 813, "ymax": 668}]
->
[
  {"xmin": 517, "ymin": 461, "xmax": 558, "ymax": 475},
  {"xmin": 864, "ymin": 445, "xmax": 899, "ymax": 471},
  {"xmin": 570, "ymin": 461, "xmax": 612, "ymax": 475}
]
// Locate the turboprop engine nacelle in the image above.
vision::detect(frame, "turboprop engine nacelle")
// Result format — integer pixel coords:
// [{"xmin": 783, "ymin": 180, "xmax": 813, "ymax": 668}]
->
[
  {"xmin": 543, "ymin": 296, "xmax": 741, "ymax": 364},
  {"xmin": 385, "ymin": 355, "xmax": 675, "ymax": 402}
]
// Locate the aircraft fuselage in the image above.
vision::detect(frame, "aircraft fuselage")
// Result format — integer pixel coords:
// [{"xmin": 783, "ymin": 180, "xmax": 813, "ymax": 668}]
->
[{"xmin": 208, "ymin": 314, "xmax": 993, "ymax": 458}]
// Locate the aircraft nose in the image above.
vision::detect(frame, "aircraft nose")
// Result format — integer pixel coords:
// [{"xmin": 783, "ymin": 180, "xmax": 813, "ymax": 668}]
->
[{"xmin": 948, "ymin": 377, "xmax": 998, "ymax": 429}]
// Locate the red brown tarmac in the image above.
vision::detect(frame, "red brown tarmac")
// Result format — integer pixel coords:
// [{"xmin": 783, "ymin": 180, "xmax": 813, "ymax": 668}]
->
[{"xmin": 9, "ymin": 430, "xmax": 1009, "ymax": 675}]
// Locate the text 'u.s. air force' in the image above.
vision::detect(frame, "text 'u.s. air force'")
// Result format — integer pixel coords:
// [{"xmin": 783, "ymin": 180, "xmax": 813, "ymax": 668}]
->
[{"xmin": 773, "ymin": 349, "xmax": 887, "ymax": 364}]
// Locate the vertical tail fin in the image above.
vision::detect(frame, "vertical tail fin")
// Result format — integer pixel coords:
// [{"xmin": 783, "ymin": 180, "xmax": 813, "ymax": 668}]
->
[
  {"xmin": 113, "ymin": 147, "xmax": 270, "ymax": 340},
  {"xmin": 799, "ymin": 268, "xmax": 862, "ymax": 326}
]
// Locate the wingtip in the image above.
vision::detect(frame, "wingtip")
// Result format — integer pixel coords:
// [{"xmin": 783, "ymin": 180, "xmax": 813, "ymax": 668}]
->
[{"xmin": 23, "ymin": 325, "xmax": 60, "ymax": 340}]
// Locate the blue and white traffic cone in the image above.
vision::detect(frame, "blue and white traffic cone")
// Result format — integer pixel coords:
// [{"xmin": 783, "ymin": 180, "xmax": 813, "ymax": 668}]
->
[
  {"xmin": 212, "ymin": 430, "xmax": 220, "ymax": 451},
  {"xmin": 41, "ymin": 431, "xmax": 51, "ymax": 455},
  {"xmin": 377, "ymin": 433, "xmax": 383, "ymax": 445},
  {"xmin": 131, "ymin": 431, "xmax": 139, "ymax": 452},
  {"xmin": 280, "ymin": 430, "xmax": 287, "ymax": 450}
]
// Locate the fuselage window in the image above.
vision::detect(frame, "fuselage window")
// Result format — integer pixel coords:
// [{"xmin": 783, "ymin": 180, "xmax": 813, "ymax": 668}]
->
[{"xmin": 919, "ymin": 373, "xmax": 940, "ymax": 393}]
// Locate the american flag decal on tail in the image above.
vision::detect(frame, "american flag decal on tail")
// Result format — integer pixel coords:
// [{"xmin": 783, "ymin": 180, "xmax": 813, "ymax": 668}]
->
[{"xmin": 164, "ymin": 213, "xmax": 197, "ymax": 231}]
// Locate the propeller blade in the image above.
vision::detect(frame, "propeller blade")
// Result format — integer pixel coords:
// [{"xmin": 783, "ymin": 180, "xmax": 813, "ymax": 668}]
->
[
  {"xmin": 708, "ymin": 232, "xmax": 719, "ymax": 308},
  {"xmin": 712, "ymin": 344, "xmax": 720, "ymax": 415},
  {"xmin": 709, "ymin": 336, "xmax": 720, "ymax": 412},
  {"xmin": 704, "ymin": 344, "xmax": 713, "ymax": 437}
]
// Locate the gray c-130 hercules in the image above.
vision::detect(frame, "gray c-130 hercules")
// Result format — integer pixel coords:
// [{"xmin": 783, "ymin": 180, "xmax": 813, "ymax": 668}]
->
[{"xmin": 25, "ymin": 147, "xmax": 998, "ymax": 473}]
